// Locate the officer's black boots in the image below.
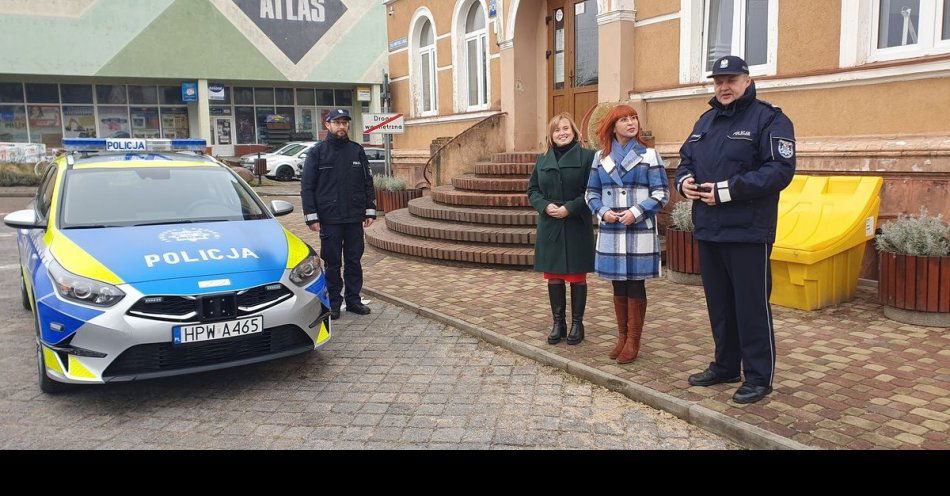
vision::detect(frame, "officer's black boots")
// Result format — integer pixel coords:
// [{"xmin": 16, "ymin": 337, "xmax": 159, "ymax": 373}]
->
[
  {"xmin": 566, "ymin": 283, "xmax": 586, "ymax": 345},
  {"xmin": 346, "ymin": 302, "xmax": 371, "ymax": 315},
  {"xmin": 609, "ymin": 296, "xmax": 628, "ymax": 359},
  {"xmin": 732, "ymin": 384, "xmax": 772, "ymax": 404},
  {"xmin": 330, "ymin": 308, "xmax": 341, "ymax": 320},
  {"xmin": 546, "ymin": 283, "xmax": 567, "ymax": 344}
]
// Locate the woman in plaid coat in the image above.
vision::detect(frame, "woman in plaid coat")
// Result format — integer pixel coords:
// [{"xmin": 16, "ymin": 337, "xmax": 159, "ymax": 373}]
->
[{"xmin": 585, "ymin": 105, "xmax": 669, "ymax": 364}]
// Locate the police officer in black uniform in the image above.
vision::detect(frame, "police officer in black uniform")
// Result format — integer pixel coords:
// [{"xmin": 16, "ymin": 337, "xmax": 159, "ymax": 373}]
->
[
  {"xmin": 301, "ymin": 109, "xmax": 376, "ymax": 320},
  {"xmin": 675, "ymin": 56, "xmax": 796, "ymax": 404}
]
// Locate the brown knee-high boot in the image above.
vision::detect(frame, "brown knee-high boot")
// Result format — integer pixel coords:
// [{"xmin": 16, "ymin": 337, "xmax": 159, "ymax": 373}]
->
[
  {"xmin": 609, "ymin": 296, "xmax": 628, "ymax": 359},
  {"xmin": 617, "ymin": 298, "xmax": 646, "ymax": 364}
]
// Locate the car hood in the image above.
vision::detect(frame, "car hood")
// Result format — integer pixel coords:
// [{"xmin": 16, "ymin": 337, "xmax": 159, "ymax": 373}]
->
[{"xmin": 57, "ymin": 220, "xmax": 293, "ymax": 287}]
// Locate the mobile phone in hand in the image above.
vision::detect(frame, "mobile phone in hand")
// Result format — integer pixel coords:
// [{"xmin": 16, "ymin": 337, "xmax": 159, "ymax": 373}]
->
[{"xmin": 695, "ymin": 185, "xmax": 711, "ymax": 193}]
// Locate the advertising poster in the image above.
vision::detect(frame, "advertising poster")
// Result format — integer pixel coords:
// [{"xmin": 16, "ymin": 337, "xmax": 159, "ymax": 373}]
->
[
  {"xmin": 63, "ymin": 106, "xmax": 96, "ymax": 138},
  {"xmin": 97, "ymin": 106, "xmax": 131, "ymax": 138}
]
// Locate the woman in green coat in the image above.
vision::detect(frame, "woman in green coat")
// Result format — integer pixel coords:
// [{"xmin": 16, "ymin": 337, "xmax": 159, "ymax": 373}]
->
[{"xmin": 527, "ymin": 112, "xmax": 596, "ymax": 346}]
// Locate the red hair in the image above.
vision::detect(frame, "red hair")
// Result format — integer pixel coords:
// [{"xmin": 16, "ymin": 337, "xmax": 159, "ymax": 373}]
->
[{"xmin": 596, "ymin": 104, "xmax": 647, "ymax": 158}]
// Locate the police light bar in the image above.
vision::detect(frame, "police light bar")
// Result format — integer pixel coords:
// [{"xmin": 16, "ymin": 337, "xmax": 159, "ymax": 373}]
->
[{"xmin": 63, "ymin": 138, "xmax": 207, "ymax": 153}]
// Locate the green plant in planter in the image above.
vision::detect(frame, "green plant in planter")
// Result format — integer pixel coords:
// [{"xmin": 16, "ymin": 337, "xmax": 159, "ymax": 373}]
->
[
  {"xmin": 875, "ymin": 207, "xmax": 950, "ymax": 257},
  {"xmin": 372, "ymin": 173, "xmax": 407, "ymax": 192},
  {"xmin": 670, "ymin": 200, "xmax": 694, "ymax": 232}
]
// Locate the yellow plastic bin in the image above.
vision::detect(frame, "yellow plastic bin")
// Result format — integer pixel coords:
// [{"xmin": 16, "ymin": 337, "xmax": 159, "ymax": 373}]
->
[{"xmin": 770, "ymin": 175, "xmax": 883, "ymax": 311}]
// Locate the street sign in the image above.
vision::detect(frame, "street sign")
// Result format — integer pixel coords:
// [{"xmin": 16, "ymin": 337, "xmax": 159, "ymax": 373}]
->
[{"xmin": 362, "ymin": 113, "xmax": 404, "ymax": 134}]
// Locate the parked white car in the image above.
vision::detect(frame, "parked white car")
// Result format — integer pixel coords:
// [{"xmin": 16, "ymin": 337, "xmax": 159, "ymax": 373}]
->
[{"xmin": 240, "ymin": 141, "xmax": 318, "ymax": 181}]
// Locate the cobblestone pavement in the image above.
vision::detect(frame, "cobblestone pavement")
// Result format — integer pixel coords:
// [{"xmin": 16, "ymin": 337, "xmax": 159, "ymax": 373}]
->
[
  {"xmin": 273, "ymin": 197, "xmax": 950, "ymax": 450},
  {"xmin": 0, "ymin": 218, "xmax": 733, "ymax": 450}
]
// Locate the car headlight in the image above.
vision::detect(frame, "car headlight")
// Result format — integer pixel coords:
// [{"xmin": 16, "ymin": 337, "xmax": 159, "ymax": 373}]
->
[
  {"xmin": 48, "ymin": 257, "xmax": 125, "ymax": 307},
  {"xmin": 289, "ymin": 249, "xmax": 322, "ymax": 286}
]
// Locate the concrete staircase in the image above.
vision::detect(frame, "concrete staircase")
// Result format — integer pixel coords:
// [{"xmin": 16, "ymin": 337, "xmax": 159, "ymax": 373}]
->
[{"xmin": 365, "ymin": 152, "xmax": 540, "ymax": 266}]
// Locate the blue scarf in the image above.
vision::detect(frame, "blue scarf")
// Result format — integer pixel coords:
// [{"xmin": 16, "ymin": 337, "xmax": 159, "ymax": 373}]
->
[{"xmin": 609, "ymin": 138, "xmax": 645, "ymax": 169}]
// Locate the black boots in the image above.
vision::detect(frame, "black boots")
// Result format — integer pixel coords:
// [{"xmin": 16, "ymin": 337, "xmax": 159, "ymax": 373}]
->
[
  {"xmin": 547, "ymin": 283, "xmax": 567, "ymax": 344},
  {"xmin": 566, "ymin": 283, "xmax": 586, "ymax": 345},
  {"xmin": 547, "ymin": 283, "xmax": 586, "ymax": 345}
]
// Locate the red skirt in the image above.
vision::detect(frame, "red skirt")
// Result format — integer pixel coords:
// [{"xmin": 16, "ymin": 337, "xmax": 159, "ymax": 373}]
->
[{"xmin": 543, "ymin": 272, "xmax": 587, "ymax": 283}]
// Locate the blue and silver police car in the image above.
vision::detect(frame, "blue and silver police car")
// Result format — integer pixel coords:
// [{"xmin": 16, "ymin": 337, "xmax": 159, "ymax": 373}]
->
[{"xmin": 4, "ymin": 139, "xmax": 332, "ymax": 393}]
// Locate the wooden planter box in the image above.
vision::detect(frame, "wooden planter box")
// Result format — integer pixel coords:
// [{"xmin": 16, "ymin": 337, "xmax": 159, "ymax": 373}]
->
[
  {"xmin": 666, "ymin": 227, "xmax": 702, "ymax": 285},
  {"xmin": 878, "ymin": 252, "xmax": 950, "ymax": 327},
  {"xmin": 375, "ymin": 188, "xmax": 422, "ymax": 213}
]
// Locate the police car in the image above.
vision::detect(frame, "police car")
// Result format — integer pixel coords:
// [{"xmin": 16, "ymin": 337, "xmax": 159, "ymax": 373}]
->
[{"xmin": 4, "ymin": 138, "xmax": 332, "ymax": 393}]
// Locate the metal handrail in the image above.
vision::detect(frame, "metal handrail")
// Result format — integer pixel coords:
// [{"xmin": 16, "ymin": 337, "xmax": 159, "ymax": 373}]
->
[{"xmin": 422, "ymin": 112, "xmax": 505, "ymax": 187}]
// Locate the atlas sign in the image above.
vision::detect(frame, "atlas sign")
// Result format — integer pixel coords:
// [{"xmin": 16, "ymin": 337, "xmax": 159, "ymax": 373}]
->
[{"xmin": 232, "ymin": 0, "xmax": 347, "ymax": 63}]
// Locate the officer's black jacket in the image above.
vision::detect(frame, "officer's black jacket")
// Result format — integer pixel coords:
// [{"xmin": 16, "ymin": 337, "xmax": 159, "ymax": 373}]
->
[
  {"xmin": 674, "ymin": 83, "xmax": 795, "ymax": 244},
  {"xmin": 300, "ymin": 134, "xmax": 377, "ymax": 225}
]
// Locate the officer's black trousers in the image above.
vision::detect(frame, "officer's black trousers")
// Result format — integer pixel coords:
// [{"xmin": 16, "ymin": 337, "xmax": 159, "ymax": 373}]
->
[
  {"xmin": 319, "ymin": 222, "xmax": 365, "ymax": 309},
  {"xmin": 698, "ymin": 241, "xmax": 776, "ymax": 387}
]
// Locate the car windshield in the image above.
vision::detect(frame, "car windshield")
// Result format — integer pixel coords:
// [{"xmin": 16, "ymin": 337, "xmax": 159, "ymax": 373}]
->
[
  {"xmin": 60, "ymin": 167, "xmax": 269, "ymax": 228},
  {"xmin": 280, "ymin": 144, "xmax": 307, "ymax": 156}
]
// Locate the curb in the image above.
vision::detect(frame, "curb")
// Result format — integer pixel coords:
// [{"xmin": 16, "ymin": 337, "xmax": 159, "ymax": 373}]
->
[{"xmin": 363, "ymin": 286, "xmax": 817, "ymax": 451}]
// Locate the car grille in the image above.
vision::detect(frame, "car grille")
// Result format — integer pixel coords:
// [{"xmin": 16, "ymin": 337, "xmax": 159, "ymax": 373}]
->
[
  {"xmin": 102, "ymin": 324, "xmax": 313, "ymax": 378},
  {"xmin": 127, "ymin": 284, "xmax": 294, "ymax": 322}
]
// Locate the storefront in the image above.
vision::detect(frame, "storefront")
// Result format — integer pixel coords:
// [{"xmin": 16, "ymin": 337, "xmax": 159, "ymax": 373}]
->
[{"xmin": 0, "ymin": 0, "xmax": 388, "ymax": 154}]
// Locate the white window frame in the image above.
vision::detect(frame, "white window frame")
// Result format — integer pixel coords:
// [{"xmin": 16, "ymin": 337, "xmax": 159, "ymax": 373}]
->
[
  {"xmin": 699, "ymin": 0, "xmax": 778, "ymax": 78},
  {"xmin": 867, "ymin": 0, "xmax": 950, "ymax": 62},
  {"xmin": 409, "ymin": 9, "xmax": 439, "ymax": 118},
  {"xmin": 452, "ymin": 0, "xmax": 491, "ymax": 112}
]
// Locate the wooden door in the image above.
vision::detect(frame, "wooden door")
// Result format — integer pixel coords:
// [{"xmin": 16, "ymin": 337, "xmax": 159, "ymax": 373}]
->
[{"xmin": 547, "ymin": 0, "xmax": 599, "ymax": 127}]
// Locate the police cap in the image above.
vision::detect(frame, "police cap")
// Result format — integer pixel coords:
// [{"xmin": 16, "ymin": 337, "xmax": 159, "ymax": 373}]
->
[
  {"xmin": 325, "ymin": 108, "xmax": 352, "ymax": 122},
  {"xmin": 708, "ymin": 55, "xmax": 749, "ymax": 78}
]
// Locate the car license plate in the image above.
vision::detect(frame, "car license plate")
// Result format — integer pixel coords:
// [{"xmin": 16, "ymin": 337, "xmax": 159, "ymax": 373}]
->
[{"xmin": 172, "ymin": 316, "xmax": 263, "ymax": 345}]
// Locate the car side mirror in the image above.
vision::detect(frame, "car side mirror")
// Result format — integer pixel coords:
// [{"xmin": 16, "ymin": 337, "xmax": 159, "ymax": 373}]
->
[
  {"xmin": 3, "ymin": 209, "xmax": 46, "ymax": 229},
  {"xmin": 270, "ymin": 200, "xmax": 294, "ymax": 217}
]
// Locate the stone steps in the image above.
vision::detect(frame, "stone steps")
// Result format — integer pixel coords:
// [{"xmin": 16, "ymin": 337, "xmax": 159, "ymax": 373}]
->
[
  {"xmin": 451, "ymin": 174, "xmax": 530, "ymax": 192},
  {"xmin": 473, "ymin": 162, "xmax": 535, "ymax": 176},
  {"xmin": 407, "ymin": 196, "xmax": 538, "ymax": 226},
  {"xmin": 365, "ymin": 222, "xmax": 534, "ymax": 266},
  {"xmin": 431, "ymin": 185, "xmax": 530, "ymax": 208},
  {"xmin": 494, "ymin": 152, "xmax": 540, "ymax": 164},
  {"xmin": 385, "ymin": 208, "xmax": 535, "ymax": 245}
]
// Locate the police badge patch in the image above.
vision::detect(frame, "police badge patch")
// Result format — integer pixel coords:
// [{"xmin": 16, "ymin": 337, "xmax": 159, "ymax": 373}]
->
[{"xmin": 777, "ymin": 139, "xmax": 795, "ymax": 159}]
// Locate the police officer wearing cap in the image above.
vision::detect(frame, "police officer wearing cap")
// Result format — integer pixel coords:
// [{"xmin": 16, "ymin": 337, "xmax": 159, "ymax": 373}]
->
[
  {"xmin": 301, "ymin": 109, "xmax": 377, "ymax": 319},
  {"xmin": 675, "ymin": 55, "xmax": 796, "ymax": 404}
]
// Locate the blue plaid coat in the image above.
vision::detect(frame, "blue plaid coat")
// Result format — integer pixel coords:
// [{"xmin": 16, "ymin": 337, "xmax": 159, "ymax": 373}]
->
[{"xmin": 585, "ymin": 146, "xmax": 670, "ymax": 280}]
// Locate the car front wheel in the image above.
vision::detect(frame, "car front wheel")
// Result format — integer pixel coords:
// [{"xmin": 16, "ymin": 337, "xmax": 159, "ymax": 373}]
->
[
  {"xmin": 276, "ymin": 165, "xmax": 295, "ymax": 182},
  {"xmin": 36, "ymin": 341, "xmax": 70, "ymax": 394}
]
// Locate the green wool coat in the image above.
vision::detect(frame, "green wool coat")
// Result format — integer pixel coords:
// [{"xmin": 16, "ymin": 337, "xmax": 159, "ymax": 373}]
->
[{"xmin": 527, "ymin": 143, "xmax": 596, "ymax": 274}]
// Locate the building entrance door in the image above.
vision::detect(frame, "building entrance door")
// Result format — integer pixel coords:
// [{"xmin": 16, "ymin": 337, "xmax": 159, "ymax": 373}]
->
[
  {"xmin": 547, "ymin": 0, "xmax": 599, "ymax": 127},
  {"xmin": 212, "ymin": 117, "xmax": 234, "ymax": 145}
]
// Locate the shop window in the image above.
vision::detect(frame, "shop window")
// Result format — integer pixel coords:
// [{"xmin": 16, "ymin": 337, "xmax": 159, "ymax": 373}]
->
[
  {"xmin": 315, "ymin": 89, "xmax": 334, "ymax": 106},
  {"xmin": 275, "ymin": 88, "xmax": 294, "ymax": 105},
  {"xmin": 63, "ymin": 106, "xmax": 96, "ymax": 138},
  {"xmin": 130, "ymin": 107, "xmax": 161, "ymax": 138},
  {"xmin": 127, "ymin": 85, "xmax": 158, "ymax": 105},
  {"xmin": 256, "ymin": 107, "xmax": 274, "ymax": 143},
  {"xmin": 296, "ymin": 107, "xmax": 317, "ymax": 136},
  {"xmin": 160, "ymin": 86, "xmax": 185, "ymax": 105},
  {"xmin": 27, "ymin": 105, "xmax": 63, "ymax": 146},
  {"xmin": 0, "ymin": 83, "xmax": 24, "ymax": 103},
  {"xmin": 0, "ymin": 105, "xmax": 28, "ymax": 142},
  {"xmin": 296, "ymin": 89, "xmax": 316, "ymax": 106},
  {"xmin": 255, "ymin": 88, "xmax": 275, "ymax": 105},
  {"xmin": 334, "ymin": 89, "xmax": 353, "ymax": 107},
  {"xmin": 61, "ymin": 84, "xmax": 93, "ymax": 104},
  {"xmin": 26, "ymin": 84, "xmax": 60, "ymax": 103},
  {"xmin": 276, "ymin": 106, "xmax": 295, "ymax": 130},
  {"xmin": 97, "ymin": 106, "xmax": 131, "ymax": 138},
  {"xmin": 455, "ymin": 0, "xmax": 489, "ymax": 111},
  {"xmin": 868, "ymin": 0, "xmax": 950, "ymax": 61},
  {"xmin": 235, "ymin": 106, "xmax": 256, "ymax": 144},
  {"xmin": 160, "ymin": 107, "xmax": 189, "ymax": 139},
  {"xmin": 234, "ymin": 87, "xmax": 254, "ymax": 105},
  {"xmin": 703, "ymin": 0, "xmax": 776, "ymax": 75},
  {"xmin": 96, "ymin": 85, "xmax": 127, "ymax": 105},
  {"xmin": 210, "ymin": 106, "xmax": 232, "ymax": 116}
]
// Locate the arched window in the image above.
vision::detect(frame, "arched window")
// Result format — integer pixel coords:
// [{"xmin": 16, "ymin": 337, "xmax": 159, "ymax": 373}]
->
[
  {"xmin": 416, "ymin": 19, "xmax": 437, "ymax": 115},
  {"xmin": 455, "ymin": 0, "xmax": 489, "ymax": 111},
  {"xmin": 409, "ymin": 11, "xmax": 439, "ymax": 117}
]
